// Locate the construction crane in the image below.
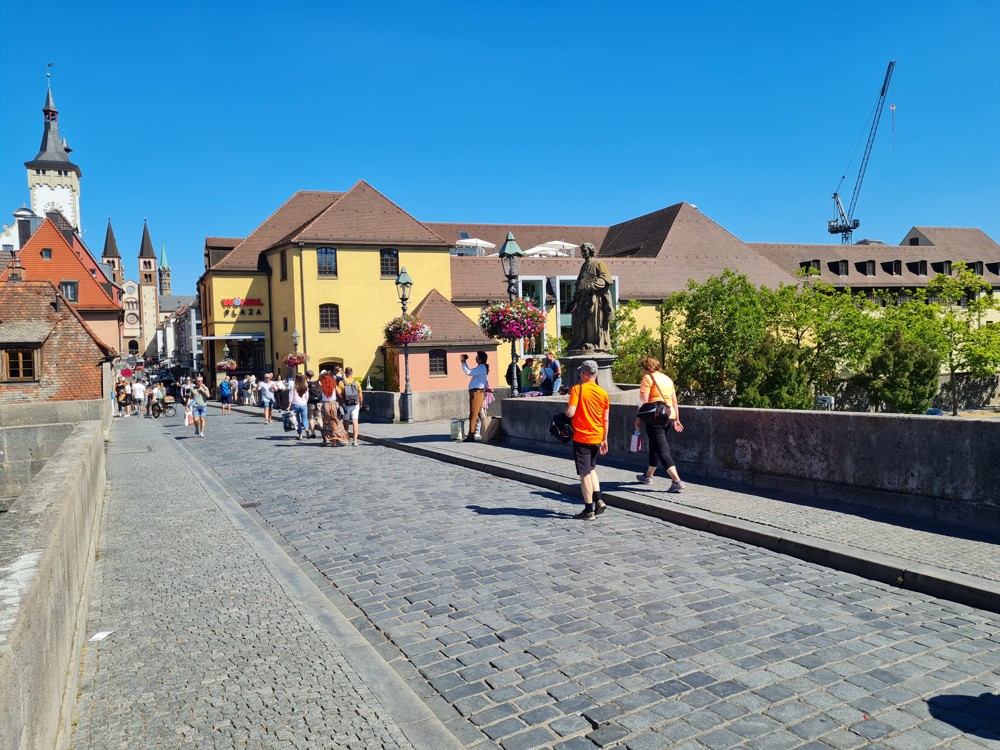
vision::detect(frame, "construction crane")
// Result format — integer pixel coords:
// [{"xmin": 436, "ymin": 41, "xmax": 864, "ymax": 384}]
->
[{"xmin": 828, "ymin": 60, "xmax": 896, "ymax": 244}]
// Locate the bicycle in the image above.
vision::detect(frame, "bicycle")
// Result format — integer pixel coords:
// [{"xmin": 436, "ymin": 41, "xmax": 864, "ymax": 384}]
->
[{"xmin": 151, "ymin": 397, "xmax": 177, "ymax": 419}]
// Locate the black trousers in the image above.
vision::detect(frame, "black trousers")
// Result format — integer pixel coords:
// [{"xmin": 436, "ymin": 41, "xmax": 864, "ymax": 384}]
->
[{"xmin": 644, "ymin": 420, "xmax": 676, "ymax": 471}]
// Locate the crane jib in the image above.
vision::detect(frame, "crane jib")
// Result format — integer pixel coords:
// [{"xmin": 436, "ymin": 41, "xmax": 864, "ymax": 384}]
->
[{"xmin": 828, "ymin": 60, "xmax": 897, "ymax": 244}]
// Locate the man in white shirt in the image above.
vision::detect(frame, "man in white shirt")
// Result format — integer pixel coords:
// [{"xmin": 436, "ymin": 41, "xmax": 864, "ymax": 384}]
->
[{"xmin": 131, "ymin": 380, "xmax": 146, "ymax": 417}]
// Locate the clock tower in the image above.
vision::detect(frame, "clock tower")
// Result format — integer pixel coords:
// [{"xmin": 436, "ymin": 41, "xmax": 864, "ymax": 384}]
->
[{"xmin": 25, "ymin": 84, "xmax": 82, "ymax": 230}]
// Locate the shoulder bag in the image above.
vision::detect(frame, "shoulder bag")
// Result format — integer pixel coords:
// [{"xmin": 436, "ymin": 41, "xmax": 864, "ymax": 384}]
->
[{"xmin": 637, "ymin": 374, "xmax": 672, "ymax": 425}]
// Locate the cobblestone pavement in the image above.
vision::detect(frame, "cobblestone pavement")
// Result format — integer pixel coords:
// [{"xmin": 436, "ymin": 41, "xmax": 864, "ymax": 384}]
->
[
  {"xmin": 363, "ymin": 421, "xmax": 1000, "ymax": 589},
  {"xmin": 71, "ymin": 416, "xmax": 423, "ymax": 749},
  {"xmin": 170, "ymin": 409, "xmax": 1000, "ymax": 749}
]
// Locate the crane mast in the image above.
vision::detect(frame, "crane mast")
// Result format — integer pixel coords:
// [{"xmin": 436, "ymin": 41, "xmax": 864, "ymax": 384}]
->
[{"xmin": 828, "ymin": 60, "xmax": 896, "ymax": 244}]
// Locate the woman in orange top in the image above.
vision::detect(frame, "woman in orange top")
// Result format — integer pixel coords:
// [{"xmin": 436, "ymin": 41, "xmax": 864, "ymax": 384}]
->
[{"xmin": 634, "ymin": 356, "xmax": 685, "ymax": 492}]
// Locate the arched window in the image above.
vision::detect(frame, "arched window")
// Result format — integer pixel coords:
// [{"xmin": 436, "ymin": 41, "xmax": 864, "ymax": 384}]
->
[
  {"xmin": 380, "ymin": 248, "xmax": 399, "ymax": 278},
  {"xmin": 128, "ymin": 340, "xmax": 139, "ymax": 354},
  {"xmin": 319, "ymin": 303, "xmax": 340, "ymax": 331},
  {"xmin": 429, "ymin": 349, "xmax": 447, "ymax": 376},
  {"xmin": 317, "ymin": 247, "xmax": 338, "ymax": 276}
]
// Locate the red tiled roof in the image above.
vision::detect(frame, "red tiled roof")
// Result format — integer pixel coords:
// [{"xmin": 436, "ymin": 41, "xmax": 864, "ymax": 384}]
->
[
  {"xmin": 410, "ymin": 288, "xmax": 494, "ymax": 346},
  {"xmin": 0, "ymin": 219, "xmax": 120, "ymax": 310}
]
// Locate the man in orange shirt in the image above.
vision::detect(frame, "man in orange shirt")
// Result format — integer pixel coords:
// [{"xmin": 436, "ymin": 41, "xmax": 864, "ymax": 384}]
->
[{"xmin": 565, "ymin": 360, "xmax": 610, "ymax": 520}]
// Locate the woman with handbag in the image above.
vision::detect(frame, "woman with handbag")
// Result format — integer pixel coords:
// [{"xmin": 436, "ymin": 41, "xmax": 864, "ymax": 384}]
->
[{"xmin": 634, "ymin": 356, "xmax": 685, "ymax": 492}]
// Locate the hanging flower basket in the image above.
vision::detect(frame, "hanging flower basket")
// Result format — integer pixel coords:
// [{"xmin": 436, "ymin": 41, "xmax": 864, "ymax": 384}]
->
[
  {"xmin": 478, "ymin": 298, "xmax": 546, "ymax": 342},
  {"xmin": 282, "ymin": 352, "xmax": 309, "ymax": 368},
  {"xmin": 216, "ymin": 358, "xmax": 238, "ymax": 372},
  {"xmin": 384, "ymin": 315, "xmax": 432, "ymax": 345}
]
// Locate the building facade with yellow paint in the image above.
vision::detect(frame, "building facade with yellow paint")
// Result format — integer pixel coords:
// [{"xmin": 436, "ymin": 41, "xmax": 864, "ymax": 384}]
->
[{"xmin": 200, "ymin": 182, "xmax": 1000, "ymax": 390}]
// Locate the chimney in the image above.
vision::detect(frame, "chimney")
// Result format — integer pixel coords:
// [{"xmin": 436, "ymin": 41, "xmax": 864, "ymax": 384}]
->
[{"xmin": 54, "ymin": 291, "xmax": 63, "ymax": 312}]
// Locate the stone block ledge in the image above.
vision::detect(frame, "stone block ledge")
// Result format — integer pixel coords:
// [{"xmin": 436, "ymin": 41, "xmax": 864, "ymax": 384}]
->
[{"xmin": 0, "ymin": 420, "xmax": 106, "ymax": 750}]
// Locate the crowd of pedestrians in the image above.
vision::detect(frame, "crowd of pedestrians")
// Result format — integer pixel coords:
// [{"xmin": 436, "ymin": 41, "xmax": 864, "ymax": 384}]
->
[{"xmin": 114, "ymin": 346, "xmax": 686, "ymax": 516}]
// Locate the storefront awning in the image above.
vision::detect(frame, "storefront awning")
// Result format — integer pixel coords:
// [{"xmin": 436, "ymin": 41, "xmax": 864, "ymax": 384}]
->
[{"xmin": 200, "ymin": 334, "xmax": 265, "ymax": 341}]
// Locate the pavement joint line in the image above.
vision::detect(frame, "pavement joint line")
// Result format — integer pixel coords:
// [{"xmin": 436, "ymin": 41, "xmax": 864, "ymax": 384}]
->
[
  {"xmin": 360, "ymin": 432, "xmax": 1000, "ymax": 616},
  {"xmin": 159, "ymin": 420, "xmax": 466, "ymax": 750}
]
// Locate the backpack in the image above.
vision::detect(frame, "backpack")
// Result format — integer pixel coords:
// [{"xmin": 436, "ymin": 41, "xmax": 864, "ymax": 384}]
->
[
  {"xmin": 282, "ymin": 411, "xmax": 294, "ymax": 432},
  {"xmin": 549, "ymin": 412, "xmax": 574, "ymax": 443},
  {"xmin": 307, "ymin": 380, "xmax": 322, "ymax": 404},
  {"xmin": 343, "ymin": 380, "xmax": 359, "ymax": 406},
  {"xmin": 220, "ymin": 380, "xmax": 230, "ymax": 396}
]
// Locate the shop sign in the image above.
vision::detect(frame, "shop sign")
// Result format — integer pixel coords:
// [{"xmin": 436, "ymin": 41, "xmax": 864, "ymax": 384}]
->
[{"xmin": 221, "ymin": 297, "xmax": 265, "ymax": 317}]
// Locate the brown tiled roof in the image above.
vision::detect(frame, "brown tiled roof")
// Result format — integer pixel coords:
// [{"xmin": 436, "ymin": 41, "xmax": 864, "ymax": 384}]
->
[
  {"xmin": 0, "ymin": 219, "xmax": 120, "ymax": 310},
  {"xmin": 600, "ymin": 204, "xmax": 682, "ymax": 258},
  {"xmin": 205, "ymin": 237, "xmax": 243, "ymax": 249},
  {"xmin": 750, "ymin": 243, "xmax": 1000, "ymax": 288},
  {"xmin": 212, "ymin": 191, "xmax": 343, "ymax": 271},
  {"xmin": 0, "ymin": 280, "xmax": 116, "ymax": 356},
  {"xmin": 410, "ymin": 288, "xmax": 495, "ymax": 346},
  {"xmin": 907, "ymin": 227, "xmax": 1000, "ymax": 254},
  {"xmin": 0, "ymin": 320, "xmax": 53, "ymax": 344},
  {"xmin": 292, "ymin": 181, "xmax": 448, "ymax": 246},
  {"xmin": 425, "ymin": 223, "xmax": 607, "ymax": 253}
]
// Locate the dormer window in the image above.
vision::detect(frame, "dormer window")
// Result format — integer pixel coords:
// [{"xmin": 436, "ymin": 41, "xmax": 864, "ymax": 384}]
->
[
  {"xmin": 837, "ymin": 259, "xmax": 849, "ymax": 276},
  {"xmin": 41, "ymin": 248, "xmax": 52, "ymax": 260},
  {"xmin": 800, "ymin": 259, "xmax": 820, "ymax": 273},
  {"xmin": 917, "ymin": 260, "xmax": 927, "ymax": 276},
  {"xmin": 892, "ymin": 260, "xmax": 901, "ymax": 276},
  {"xmin": 864, "ymin": 260, "xmax": 875, "ymax": 276},
  {"xmin": 969, "ymin": 261, "xmax": 984, "ymax": 276},
  {"xmin": 943, "ymin": 260, "xmax": 952, "ymax": 275},
  {"xmin": 60, "ymin": 281, "xmax": 78, "ymax": 302}
]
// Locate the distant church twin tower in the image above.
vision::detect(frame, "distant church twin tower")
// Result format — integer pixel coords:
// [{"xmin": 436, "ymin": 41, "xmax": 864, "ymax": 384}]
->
[{"xmin": 23, "ymin": 81, "xmax": 171, "ymax": 355}]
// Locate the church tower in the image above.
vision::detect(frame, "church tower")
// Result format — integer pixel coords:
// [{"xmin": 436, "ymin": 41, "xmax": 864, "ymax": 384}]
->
[
  {"xmin": 137, "ymin": 221, "xmax": 160, "ymax": 355},
  {"xmin": 25, "ymin": 82, "xmax": 82, "ymax": 230},
  {"xmin": 158, "ymin": 241, "xmax": 172, "ymax": 297},
  {"xmin": 102, "ymin": 219, "xmax": 124, "ymax": 287}
]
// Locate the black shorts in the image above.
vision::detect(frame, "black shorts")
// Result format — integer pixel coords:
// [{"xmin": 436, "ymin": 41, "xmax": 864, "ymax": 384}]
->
[{"xmin": 573, "ymin": 441, "xmax": 601, "ymax": 476}]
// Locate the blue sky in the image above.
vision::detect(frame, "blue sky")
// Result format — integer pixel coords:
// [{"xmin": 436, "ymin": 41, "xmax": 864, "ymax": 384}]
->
[{"xmin": 1, "ymin": 0, "xmax": 998, "ymax": 295}]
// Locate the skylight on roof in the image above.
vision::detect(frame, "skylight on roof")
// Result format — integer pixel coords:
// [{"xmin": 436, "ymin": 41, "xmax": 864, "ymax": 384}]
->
[{"xmin": 459, "ymin": 231, "xmax": 471, "ymax": 240}]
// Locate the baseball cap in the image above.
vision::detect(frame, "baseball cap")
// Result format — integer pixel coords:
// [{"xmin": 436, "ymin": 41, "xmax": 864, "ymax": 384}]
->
[{"xmin": 577, "ymin": 360, "xmax": 599, "ymax": 375}]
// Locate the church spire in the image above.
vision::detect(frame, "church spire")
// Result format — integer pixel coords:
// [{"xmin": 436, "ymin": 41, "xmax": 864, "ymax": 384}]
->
[
  {"xmin": 139, "ymin": 220, "xmax": 156, "ymax": 259},
  {"xmin": 159, "ymin": 241, "xmax": 170, "ymax": 269},
  {"xmin": 25, "ymin": 80, "xmax": 81, "ymax": 176},
  {"xmin": 102, "ymin": 218, "xmax": 120, "ymax": 259}
]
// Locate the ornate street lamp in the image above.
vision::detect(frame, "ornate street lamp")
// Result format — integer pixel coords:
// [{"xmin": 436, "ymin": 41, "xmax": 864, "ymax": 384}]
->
[
  {"xmin": 498, "ymin": 232, "xmax": 524, "ymax": 397},
  {"xmin": 395, "ymin": 267, "xmax": 414, "ymax": 424}
]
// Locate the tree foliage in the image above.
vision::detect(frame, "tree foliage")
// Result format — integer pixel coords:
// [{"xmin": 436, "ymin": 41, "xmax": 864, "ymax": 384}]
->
[
  {"xmin": 610, "ymin": 299, "xmax": 658, "ymax": 384},
  {"xmin": 851, "ymin": 327, "xmax": 941, "ymax": 413},
  {"xmin": 926, "ymin": 262, "xmax": 1000, "ymax": 415}
]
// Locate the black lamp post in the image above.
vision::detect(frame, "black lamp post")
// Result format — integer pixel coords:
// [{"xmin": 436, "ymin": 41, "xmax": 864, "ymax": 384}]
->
[
  {"xmin": 498, "ymin": 232, "xmax": 524, "ymax": 397},
  {"xmin": 395, "ymin": 267, "xmax": 414, "ymax": 424}
]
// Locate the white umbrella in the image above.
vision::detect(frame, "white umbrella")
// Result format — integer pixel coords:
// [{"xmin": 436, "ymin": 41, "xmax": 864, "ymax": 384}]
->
[
  {"xmin": 455, "ymin": 237, "xmax": 496, "ymax": 250},
  {"xmin": 524, "ymin": 245, "xmax": 568, "ymax": 257},
  {"xmin": 541, "ymin": 240, "xmax": 579, "ymax": 253}
]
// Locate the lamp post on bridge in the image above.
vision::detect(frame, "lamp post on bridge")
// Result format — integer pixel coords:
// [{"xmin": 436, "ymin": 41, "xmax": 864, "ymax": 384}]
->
[
  {"xmin": 395, "ymin": 267, "xmax": 414, "ymax": 424},
  {"xmin": 499, "ymin": 232, "xmax": 524, "ymax": 398}
]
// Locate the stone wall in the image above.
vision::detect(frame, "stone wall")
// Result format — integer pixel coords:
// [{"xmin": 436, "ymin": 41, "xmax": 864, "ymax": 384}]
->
[
  {"xmin": 500, "ymin": 399, "xmax": 1000, "ymax": 526},
  {"xmin": 0, "ymin": 421, "xmax": 105, "ymax": 750},
  {"xmin": 365, "ymin": 389, "xmax": 503, "ymax": 423},
  {"xmin": 0, "ymin": 423, "xmax": 75, "ymax": 511}
]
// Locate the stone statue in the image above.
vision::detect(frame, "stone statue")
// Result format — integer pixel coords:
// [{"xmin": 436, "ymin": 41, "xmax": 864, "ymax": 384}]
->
[{"xmin": 568, "ymin": 242, "xmax": 614, "ymax": 352}]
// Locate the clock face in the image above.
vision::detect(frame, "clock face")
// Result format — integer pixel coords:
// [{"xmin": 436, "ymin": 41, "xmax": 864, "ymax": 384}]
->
[
  {"xmin": 126, "ymin": 313, "xmax": 140, "ymax": 325},
  {"xmin": 44, "ymin": 201, "xmax": 64, "ymax": 213}
]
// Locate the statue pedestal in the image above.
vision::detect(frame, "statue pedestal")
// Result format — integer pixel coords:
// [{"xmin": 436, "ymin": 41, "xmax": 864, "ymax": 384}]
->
[{"xmin": 562, "ymin": 353, "xmax": 621, "ymax": 394}]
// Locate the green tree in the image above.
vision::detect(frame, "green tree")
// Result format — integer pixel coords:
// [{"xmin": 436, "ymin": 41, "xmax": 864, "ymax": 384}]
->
[
  {"xmin": 668, "ymin": 270, "xmax": 769, "ymax": 403},
  {"xmin": 926, "ymin": 262, "xmax": 1000, "ymax": 415},
  {"xmin": 765, "ymin": 272, "xmax": 881, "ymax": 396},
  {"xmin": 852, "ymin": 327, "xmax": 941, "ymax": 413},
  {"xmin": 610, "ymin": 299, "xmax": 658, "ymax": 384},
  {"xmin": 732, "ymin": 335, "xmax": 813, "ymax": 409}
]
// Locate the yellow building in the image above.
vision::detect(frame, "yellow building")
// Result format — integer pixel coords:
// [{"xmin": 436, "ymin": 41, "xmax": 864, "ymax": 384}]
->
[
  {"xmin": 202, "ymin": 182, "xmax": 1000, "ymax": 388},
  {"xmin": 199, "ymin": 181, "xmax": 457, "ymax": 384}
]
